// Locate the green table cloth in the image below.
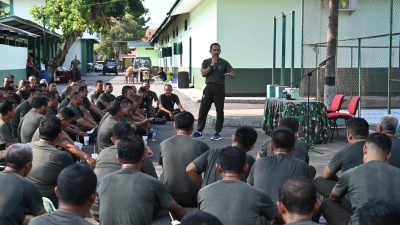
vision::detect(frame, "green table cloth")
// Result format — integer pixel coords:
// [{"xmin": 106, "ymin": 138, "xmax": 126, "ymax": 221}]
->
[{"xmin": 263, "ymin": 98, "xmax": 329, "ymax": 145}]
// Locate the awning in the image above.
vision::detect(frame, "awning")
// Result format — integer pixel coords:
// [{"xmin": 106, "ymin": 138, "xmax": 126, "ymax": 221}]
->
[
  {"xmin": 0, "ymin": 16, "xmax": 61, "ymax": 41},
  {"xmin": 0, "ymin": 23, "xmax": 39, "ymax": 38}
]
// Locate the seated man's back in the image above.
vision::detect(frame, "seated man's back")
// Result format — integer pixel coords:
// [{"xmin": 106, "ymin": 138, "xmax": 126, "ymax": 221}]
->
[
  {"xmin": 324, "ymin": 133, "xmax": 400, "ymax": 225},
  {"xmin": 27, "ymin": 116, "xmax": 74, "ymax": 207},
  {"xmin": 248, "ymin": 153, "xmax": 313, "ymax": 202},
  {"xmin": 247, "ymin": 128, "xmax": 313, "ymax": 202},
  {"xmin": 159, "ymin": 112, "xmax": 209, "ymax": 206},
  {"xmin": 30, "ymin": 164, "xmax": 97, "ymax": 225},
  {"xmin": 0, "ymin": 144, "xmax": 45, "ymax": 225},
  {"xmin": 98, "ymin": 138, "xmax": 185, "ymax": 225},
  {"xmin": 341, "ymin": 161, "xmax": 400, "ymax": 225},
  {"xmin": 198, "ymin": 147, "xmax": 277, "ymax": 225}
]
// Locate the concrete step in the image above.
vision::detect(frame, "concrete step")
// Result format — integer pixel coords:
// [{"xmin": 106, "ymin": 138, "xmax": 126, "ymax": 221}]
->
[{"xmin": 206, "ymin": 109, "xmax": 264, "ymax": 128}]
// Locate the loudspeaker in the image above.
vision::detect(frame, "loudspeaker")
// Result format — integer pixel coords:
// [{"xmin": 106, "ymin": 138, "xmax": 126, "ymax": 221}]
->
[{"xmin": 178, "ymin": 71, "xmax": 189, "ymax": 88}]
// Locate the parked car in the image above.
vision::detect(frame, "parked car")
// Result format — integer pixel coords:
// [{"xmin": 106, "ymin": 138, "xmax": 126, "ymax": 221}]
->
[
  {"xmin": 87, "ymin": 63, "xmax": 94, "ymax": 72},
  {"xmin": 94, "ymin": 61, "xmax": 104, "ymax": 72},
  {"xmin": 103, "ymin": 60, "xmax": 118, "ymax": 75}
]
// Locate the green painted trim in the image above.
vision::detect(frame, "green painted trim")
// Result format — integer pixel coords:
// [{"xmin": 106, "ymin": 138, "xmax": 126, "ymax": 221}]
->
[
  {"xmin": 9, "ymin": 0, "xmax": 13, "ymax": 16},
  {"xmin": 0, "ymin": 69, "xmax": 26, "ymax": 81},
  {"xmin": 81, "ymin": 39, "xmax": 88, "ymax": 76},
  {"xmin": 191, "ymin": 68, "xmax": 303, "ymax": 97}
]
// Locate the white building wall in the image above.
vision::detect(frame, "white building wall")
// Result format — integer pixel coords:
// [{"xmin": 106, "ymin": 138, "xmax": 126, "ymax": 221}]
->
[
  {"xmin": 0, "ymin": 45, "xmax": 27, "ymax": 69},
  {"xmin": 63, "ymin": 40, "xmax": 82, "ymax": 69},
  {"xmin": 218, "ymin": 0, "xmax": 302, "ymax": 69},
  {"xmin": 13, "ymin": 0, "xmax": 45, "ymax": 20},
  {"xmin": 188, "ymin": 0, "xmax": 217, "ymax": 69}
]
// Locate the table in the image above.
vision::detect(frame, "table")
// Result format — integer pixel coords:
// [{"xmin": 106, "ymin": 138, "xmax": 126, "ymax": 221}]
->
[{"xmin": 263, "ymin": 98, "xmax": 329, "ymax": 145}]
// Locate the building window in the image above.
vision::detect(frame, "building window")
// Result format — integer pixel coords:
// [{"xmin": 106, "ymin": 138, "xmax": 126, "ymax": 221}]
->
[{"xmin": 184, "ymin": 19, "xmax": 188, "ymax": 31}]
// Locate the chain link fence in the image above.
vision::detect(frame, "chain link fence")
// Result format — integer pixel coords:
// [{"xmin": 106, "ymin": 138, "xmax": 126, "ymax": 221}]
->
[{"xmin": 302, "ymin": 0, "xmax": 400, "ymax": 125}]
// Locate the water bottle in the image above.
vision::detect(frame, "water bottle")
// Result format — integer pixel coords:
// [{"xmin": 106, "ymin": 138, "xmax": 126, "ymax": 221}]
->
[{"xmin": 152, "ymin": 130, "xmax": 157, "ymax": 142}]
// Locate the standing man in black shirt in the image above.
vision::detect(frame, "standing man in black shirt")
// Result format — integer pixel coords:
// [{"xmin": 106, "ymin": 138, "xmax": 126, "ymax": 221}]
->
[{"xmin": 192, "ymin": 43, "xmax": 234, "ymax": 141}]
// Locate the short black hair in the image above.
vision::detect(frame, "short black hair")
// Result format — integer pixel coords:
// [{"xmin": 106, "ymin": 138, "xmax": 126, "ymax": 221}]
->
[
  {"xmin": 5, "ymin": 144, "xmax": 32, "ymax": 170},
  {"xmin": 181, "ymin": 210, "xmax": 223, "ymax": 225},
  {"xmin": 69, "ymin": 92, "xmax": 80, "ymax": 100},
  {"xmin": 29, "ymin": 88, "xmax": 41, "ymax": 97},
  {"xmin": 113, "ymin": 122, "xmax": 134, "ymax": 140},
  {"xmin": 121, "ymin": 85, "xmax": 133, "ymax": 95},
  {"xmin": 272, "ymin": 128, "xmax": 296, "ymax": 151},
  {"xmin": 209, "ymin": 43, "xmax": 221, "ymax": 50},
  {"xmin": 58, "ymin": 107, "xmax": 75, "ymax": 120},
  {"xmin": 4, "ymin": 85, "xmax": 14, "ymax": 92},
  {"xmin": 278, "ymin": 117, "xmax": 300, "ymax": 133},
  {"xmin": 174, "ymin": 111, "xmax": 194, "ymax": 131},
  {"xmin": 234, "ymin": 126, "xmax": 258, "ymax": 150},
  {"xmin": 359, "ymin": 200, "xmax": 400, "ymax": 225},
  {"xmin": 366, "ymin": 133, "xmax": 392, "ymax": 155},
  {"xmin": 218, "ymin": 146, "xmax": 246, "ymax": 174},
  {"xmin": 46, "ymin": 92, "xmax": 57, "ymax": 101},
  {"xmin": 0, "ymin": 100, "xmax": 14, "ymax": 116},
  {"xmin": 131, "ymin": 94, "xmax": 141, "ymax": 103},
  {"xmin": 346, "ymin": 117, "xmax": 369, "ymax": 139},
  {"xmin": 279, "ymin": 177, "xmax": 316, "ymax": 215},
  {"xmin": 78, "ymin": 86, "xmax": 87, "ymax": 93},
  {"xmin": 120, "ymin": 98, "xmax": 133, "ymax": 109},
  {"xmin": 64, "ymin": 86, "xmax": 74, "ymax": 97},
  {"xmin": 108, "ymin": 101, "xmax": 122, "ymax": 116},
  {"xmin": 39, "ymin": 83, "xmax": 47, "ymax": 89},
  {"xmin": 39, "ymin": 115, "xmax": 62, "ymax": 141},
  {"xmin": 31, "ymin": 96, "xmax": 49, "ymax": 109},
  {"xmin": 57, "ymin": 164, "xmax": 97, "ymax": 205},
  {"xmin": 117, "ymin": 137, "xmax": 145, "ymax": 164}
]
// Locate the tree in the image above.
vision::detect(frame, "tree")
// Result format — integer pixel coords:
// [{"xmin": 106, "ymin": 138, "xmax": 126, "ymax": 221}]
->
[
  {"xmin": 95, "ymin": 13, "xmax": 146, "ymax": 60},
  {"xmin": 31, "ymin": 0, "xmax": 147, "ymax": 80},
  {"xmin": 324, "ymin": 0, "xmax": 340, "ymax": 106}
]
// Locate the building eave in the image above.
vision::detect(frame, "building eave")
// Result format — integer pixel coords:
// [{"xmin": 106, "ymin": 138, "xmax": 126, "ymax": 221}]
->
[
  {"xmin": 0, "ymin": 15, "xmax": 61, "ymax": 41},
  {"xmin": 149, "ymin": 0, "xmax": 203, "ymax": 44}
]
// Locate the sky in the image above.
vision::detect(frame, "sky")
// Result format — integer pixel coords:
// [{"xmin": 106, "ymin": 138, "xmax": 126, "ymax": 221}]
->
[{"xmin": 143, "ymin": 0, "xmax": 176, "ymax": 28}]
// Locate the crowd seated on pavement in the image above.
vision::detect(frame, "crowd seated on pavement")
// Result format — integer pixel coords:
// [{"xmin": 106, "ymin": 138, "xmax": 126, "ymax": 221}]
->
[{"xmin": 0, "ymin": 74, "xmax": 400, "ymax": 225}]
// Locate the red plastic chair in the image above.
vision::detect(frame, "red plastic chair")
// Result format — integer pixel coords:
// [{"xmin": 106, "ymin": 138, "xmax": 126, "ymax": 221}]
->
[
  {"xmin": 327, "ymin": 94, "xmax": 345, "ymax": 113},
  {"xmin": 327, "ymin": 96, "xmax": 360, "ymax": 142}
]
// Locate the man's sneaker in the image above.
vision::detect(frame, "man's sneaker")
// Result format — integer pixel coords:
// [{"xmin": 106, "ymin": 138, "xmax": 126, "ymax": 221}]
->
[
  {"xmin": 211, "ymin": 132, "xmax": 222, "ymax": 141},
  {"xmin": 192, "ymin": 131, "xmax": 203, "ymax": 139}
]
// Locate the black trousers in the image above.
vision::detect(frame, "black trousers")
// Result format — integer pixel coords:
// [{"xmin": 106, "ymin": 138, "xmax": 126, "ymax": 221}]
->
[
  {"xmin": 197, "ymin": 83, "xmax": 225, "ymax": 133},
  {"xmin": 321, "ymin": 199, "xmax": 352, "ymax": 225},
  {"xmin": 314, "ymin": 176, "xmax": 338, "ymax": 198}
]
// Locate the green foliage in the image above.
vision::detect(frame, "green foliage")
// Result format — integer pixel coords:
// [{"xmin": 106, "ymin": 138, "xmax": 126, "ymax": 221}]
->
[
  {"xmin": 95, "ymin": 13, "xmax": 147, "ymax": 60},
  {"xmin": 341, "ymin": 0, "xmax": 347, "ymax": 8},
  {"xmin": 30, "ymin": 0, "xmax": 147, "ymax": 39}
]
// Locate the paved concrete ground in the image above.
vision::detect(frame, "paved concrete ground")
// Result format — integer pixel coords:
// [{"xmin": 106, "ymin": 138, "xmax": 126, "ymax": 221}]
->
[{"xmin": 59, "ymin": 72, "xmax": 349, "ymax": 224}]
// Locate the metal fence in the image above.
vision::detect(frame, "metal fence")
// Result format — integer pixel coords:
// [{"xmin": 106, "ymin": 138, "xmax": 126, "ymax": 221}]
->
[{"xmin": 301, "ymin": 0, "xmax": 400, "ymax": 125}]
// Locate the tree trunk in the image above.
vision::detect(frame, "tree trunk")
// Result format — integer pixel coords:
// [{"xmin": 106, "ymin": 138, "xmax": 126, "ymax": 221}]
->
[
  {"xmin": 49, "ymin": 30, "xmax": 82, "ymax": 82},
  {"xmin": 324, "ymin": 0, "xmax": 339, "ymax": 107}
]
